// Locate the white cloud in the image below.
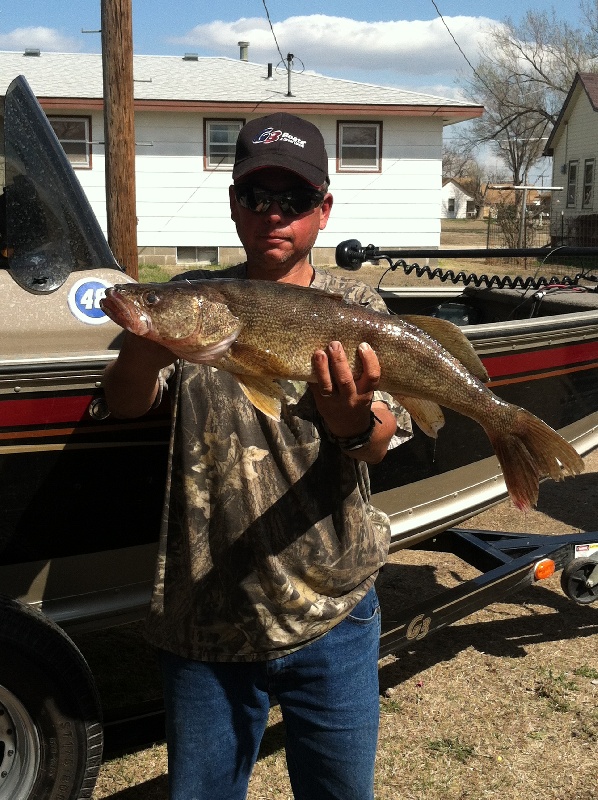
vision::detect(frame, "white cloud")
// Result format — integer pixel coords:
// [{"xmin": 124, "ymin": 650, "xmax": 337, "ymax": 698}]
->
[
  {"xmin": 0, "ymin": 27, "xmax": 81, "ymax": 53},
  {"xmin": 169, "ymin": 14, "xmax": 496, "ymax": 78}
]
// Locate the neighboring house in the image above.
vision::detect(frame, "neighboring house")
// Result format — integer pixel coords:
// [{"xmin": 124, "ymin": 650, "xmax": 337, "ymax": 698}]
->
[
  {"xmin": 544, "ymin": 72, "xmax": 598, "ymax": 245},
  {"xmin": 479, "ymin": 185, "xmax": 546, "ymax": 220},
  {"xmin": 0, "ymin": 49, "xmax": 482, "ymax": 267},
  {"xmin": 440, "ymin": 178, "xmax": 475, "ymax": 218}
]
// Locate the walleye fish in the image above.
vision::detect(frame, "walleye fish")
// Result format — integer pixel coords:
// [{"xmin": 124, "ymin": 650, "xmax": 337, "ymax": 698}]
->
[{"xmin": 100, "ymin": 279, "xmax": 583, "ymax": 510}]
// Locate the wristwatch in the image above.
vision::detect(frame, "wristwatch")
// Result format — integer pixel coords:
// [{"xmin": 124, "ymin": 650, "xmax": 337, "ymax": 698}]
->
[{"xmin": 330, "ymin": 410, "xmax": 378, "ymax": 451}]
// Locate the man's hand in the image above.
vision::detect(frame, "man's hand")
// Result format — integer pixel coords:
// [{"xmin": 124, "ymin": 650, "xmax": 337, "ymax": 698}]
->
[
  {"xmin": 310, "ymin": 341, "xmax": 396, "ymax": 463},
  {"xmin": 102, "ymin": 332, "xmax": 177, "ymax": 418}
]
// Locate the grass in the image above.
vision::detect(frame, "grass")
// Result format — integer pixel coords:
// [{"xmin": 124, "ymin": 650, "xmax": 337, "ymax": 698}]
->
[{"xmin": 138, "ymin": 264, "xmax": 174, "ymax": 283}]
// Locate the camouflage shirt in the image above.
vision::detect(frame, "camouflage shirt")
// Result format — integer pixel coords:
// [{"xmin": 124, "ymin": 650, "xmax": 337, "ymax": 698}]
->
[{"xmin": 145, "ymin": 265, "xmax": 412, "ymax": 662}]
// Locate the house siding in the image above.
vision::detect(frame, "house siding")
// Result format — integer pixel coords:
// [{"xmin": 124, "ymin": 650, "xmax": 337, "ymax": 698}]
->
[
  {"xmin": 70, "ymin": 111, "xmax": 445, "ymax": 261},
  {"xmin": 550, "ymin": 84, "xmax": 597, "ymax": 233}
]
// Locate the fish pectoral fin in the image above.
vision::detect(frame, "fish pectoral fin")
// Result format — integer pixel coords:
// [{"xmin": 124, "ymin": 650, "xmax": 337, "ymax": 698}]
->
[
  {"xmin": 179, "ymin": 327, "xmax": 242, "ymax": 364},
  {"xmin": 395, "ymin": 395, "xmax": 445, "ymax": 439},
  {"xmin": 228, "ymin": 342, "xmax": 291, "ymax": 376},
  {"xmin": 234, "ymin": 374, "xmax": 285, "ymax": 421},
  {"xmin": 399, "ymin": 314, "xmax": 489, "ymax": 382}
]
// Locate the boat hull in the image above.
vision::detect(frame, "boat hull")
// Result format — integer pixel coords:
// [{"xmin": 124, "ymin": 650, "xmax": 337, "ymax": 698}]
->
[{"xmin": 2, "ymin": 279, "xmax": 598, "ymax": 629}]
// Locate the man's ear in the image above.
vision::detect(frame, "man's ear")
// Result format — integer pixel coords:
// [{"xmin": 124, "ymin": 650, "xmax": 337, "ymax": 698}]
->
[
  {"xmin": 319, "ymin": 193, "xmax": 333, "ymax": 231},
  {"xmin": 229, "ymin": 184, "xmax": 238, "ymax": 222}
]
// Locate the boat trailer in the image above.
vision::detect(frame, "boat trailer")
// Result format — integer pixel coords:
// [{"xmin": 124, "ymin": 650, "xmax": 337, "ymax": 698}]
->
[{"xmin": 380, "ymin": 528, "xmax": 598, "ymax": 658}]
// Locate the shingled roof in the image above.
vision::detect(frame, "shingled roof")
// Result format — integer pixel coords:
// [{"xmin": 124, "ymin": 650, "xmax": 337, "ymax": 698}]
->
[{"xmin": 0, "ymin": 50, "xmax": 482, "ymax": 123}]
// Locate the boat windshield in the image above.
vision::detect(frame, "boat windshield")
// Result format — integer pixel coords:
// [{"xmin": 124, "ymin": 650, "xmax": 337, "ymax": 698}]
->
[{"xmin": 1, "ymin": 75, "xmax": 119, "ymax": 294}]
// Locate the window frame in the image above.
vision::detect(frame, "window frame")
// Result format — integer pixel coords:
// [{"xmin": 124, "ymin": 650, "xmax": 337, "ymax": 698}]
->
[
  {"xmin": 566, "ymin": 160, "xmax": 578, "ymax": 208},
  {"xmin": 47, "ymin": 115, "xmax": 92, "ymax": 169},
  {"xmin": 204, "ymin": 118, "xmax": 245, "ymax": 171},
  {"xmin": 336, "ymin": 121, "xmax": 382, "ymax": 173},
  {"xmin": 582, "ymin": 159, "xmax": 594, "ymax": 209}
]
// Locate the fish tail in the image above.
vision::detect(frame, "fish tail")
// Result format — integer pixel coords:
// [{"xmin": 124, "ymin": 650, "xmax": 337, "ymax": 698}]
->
[{"xmin": 486, "ymin": 408, "xmax": 584, "ymax": 511}]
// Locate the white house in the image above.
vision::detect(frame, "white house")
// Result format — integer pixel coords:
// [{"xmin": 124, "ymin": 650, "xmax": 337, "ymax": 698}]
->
[
  {"xmin": 0, "ymin": 49, "xmax": 482, "ymax": 267},
  {"xmin": 544, "ymin": 72, "xmax": 598, "ymax": 245},
  {"xmin": 440, "ymin": 178, "xmax": 475, "ymax": 219}
]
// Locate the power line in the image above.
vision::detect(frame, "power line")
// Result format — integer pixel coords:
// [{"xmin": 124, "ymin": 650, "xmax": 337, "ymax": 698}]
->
[
  {"xmin": 261, "ymin": 0, "xmax": 284, "ymax": 63},
  {"xmin": 429, "ymin": 0, "xmax": 480, "ymax": 77}
]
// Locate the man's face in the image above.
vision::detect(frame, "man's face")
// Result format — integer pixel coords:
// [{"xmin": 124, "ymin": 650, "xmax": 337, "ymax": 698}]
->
[{"xmin": 229, "ymin": 168, "xmax": 332, "ymax": 277}]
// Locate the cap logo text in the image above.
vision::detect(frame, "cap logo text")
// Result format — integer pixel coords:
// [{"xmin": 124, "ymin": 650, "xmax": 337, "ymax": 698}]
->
[{"xmin": 253, "ymin": 127, "xmax": 306, "ymax": 149}]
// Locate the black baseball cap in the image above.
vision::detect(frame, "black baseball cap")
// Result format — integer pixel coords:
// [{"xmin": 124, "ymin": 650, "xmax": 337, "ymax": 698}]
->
[{"xmin": 232, "ymin": 113, "xmax": 330, "ymax": 187}]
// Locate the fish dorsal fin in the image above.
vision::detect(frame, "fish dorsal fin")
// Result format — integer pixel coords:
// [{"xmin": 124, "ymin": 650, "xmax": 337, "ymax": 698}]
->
[
  {"xmin": 394, "ymin": 395, "xmax": 445, "ymax": 439},
  {"xmin": 399, "ymin": 314, "xmax": 489, "ymax": 382},
  {"xmin": 233, "ymin": 374, "xmax": 285, "ymax": 421}
]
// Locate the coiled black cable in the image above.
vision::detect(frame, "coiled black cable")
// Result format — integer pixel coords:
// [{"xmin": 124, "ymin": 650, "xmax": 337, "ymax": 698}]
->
[{"xmin": 377, "ymin": 260, "xmax": 589, "ymax": 293}]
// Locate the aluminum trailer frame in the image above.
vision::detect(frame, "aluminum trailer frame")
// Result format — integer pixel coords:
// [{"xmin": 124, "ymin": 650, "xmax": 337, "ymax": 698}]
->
[{"xmin": 380, "ymin": 527, "xmax": 598, "ymax": 658}]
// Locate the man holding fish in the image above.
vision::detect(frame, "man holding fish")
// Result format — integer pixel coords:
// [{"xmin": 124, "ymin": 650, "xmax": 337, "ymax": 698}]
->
[{"xmin": 103, "ymin": 113, "xmax": 412, "ymax": 800}]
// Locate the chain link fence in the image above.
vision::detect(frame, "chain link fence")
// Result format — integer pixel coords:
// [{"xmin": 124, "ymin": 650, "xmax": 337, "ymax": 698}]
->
[
  {"xmin": 551, "ymin": 213, "xmax": 598, "ymax": 248},
  {"xmin": 482, "ymin": 204, "xmax": 598, "ymax": 279}
]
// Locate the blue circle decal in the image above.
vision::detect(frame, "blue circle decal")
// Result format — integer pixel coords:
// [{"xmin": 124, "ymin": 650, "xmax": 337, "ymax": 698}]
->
[{"xmin": 68, "ymin": 278, "xmax": 113, "ymax": 325}]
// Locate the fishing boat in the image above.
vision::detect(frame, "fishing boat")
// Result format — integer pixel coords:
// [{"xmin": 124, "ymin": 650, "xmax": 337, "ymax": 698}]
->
[
  {"xmin": 1, "ymin": 75, "xmax": 597, "ymax": 799},
  {"xmin": 2, "ymin": 72, "xmax": 598, "ymax": 631}
]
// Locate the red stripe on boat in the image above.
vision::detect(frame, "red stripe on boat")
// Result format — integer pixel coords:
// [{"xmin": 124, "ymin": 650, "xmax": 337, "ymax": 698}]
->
[
  {"xmin": 483, "ymin": 341, "xmax": 598, "ymax": 379},
  {"xmin": 1, "ymin": 395, "xmax": 93, "ymax": 427}
]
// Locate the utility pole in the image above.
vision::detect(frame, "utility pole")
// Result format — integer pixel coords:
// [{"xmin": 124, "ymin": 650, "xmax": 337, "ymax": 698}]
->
[{"xmin": 101, "ymin": 0, "xmax": 138, "ymax": 278}]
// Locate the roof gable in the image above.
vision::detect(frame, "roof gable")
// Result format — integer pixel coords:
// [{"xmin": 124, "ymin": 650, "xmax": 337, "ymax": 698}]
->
[{"xmin": 544, "ymin": 71, "xmax": 598, "ymax": 155}]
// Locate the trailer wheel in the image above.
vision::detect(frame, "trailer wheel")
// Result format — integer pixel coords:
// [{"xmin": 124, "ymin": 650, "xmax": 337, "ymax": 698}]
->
[
  {"xmin": 0, "ymin": 596, "xmax": 103, "ymax": 799},
  {"xmin": 560, "ymin": 558, "xmax": 598, "ymax": 605}
]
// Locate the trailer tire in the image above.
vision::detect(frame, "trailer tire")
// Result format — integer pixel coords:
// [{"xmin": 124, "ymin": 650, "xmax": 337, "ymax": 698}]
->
[
  {"xmin": 0, "ymin": 596, "xmax": 103, "ymax": 800},
  {"xmin": 560, "ymin": 558, "xmax": 598, "ymax": 605}
]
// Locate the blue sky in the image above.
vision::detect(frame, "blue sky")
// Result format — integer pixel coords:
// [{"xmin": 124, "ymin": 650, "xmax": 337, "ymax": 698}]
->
[{"xmin": 0, "ymin": 0, "xmax": 583, "ymax": 99}]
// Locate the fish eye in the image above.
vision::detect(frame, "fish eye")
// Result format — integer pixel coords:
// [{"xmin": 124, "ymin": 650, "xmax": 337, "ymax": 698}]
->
[{"xmin": 144, "ymin": 290, "xmax": 159, "ymax": 305}]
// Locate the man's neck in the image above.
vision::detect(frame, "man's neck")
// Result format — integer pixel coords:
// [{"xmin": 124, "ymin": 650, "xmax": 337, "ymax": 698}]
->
[{"xmin": 246, "ymin": 259, "xmax": 315, "ymax": 287}]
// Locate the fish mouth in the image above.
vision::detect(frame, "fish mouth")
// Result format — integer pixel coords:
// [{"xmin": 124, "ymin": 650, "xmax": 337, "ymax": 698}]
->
[{"xmin": 100, "ymin": 289, "xmax": 151, "ymax": 336}]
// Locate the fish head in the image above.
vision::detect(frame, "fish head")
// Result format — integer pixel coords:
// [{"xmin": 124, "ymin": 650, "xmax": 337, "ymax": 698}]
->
[{"xmin": 100, "ymin": 283, "xmax": 242, "ymax": 362}]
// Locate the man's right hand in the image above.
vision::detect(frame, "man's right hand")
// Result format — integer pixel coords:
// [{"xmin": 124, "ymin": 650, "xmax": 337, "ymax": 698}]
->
[{"xmin": 102, "ymin": 331, "xmax": 177, "ymax": 418}]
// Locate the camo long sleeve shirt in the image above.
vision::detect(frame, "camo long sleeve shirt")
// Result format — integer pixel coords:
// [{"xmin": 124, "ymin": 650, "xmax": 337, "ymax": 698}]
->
[{"xmin": 145, "ymin": 265, "xmax": 412, "ymax": 662}]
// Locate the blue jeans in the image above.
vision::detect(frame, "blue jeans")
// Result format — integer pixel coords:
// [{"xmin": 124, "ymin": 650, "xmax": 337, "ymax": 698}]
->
[{"xmin": 160, "ymin": 587, "xmax": 381, "ymax": 800}]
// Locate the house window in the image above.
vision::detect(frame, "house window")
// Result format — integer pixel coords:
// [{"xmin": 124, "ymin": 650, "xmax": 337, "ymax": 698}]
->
[
  {"xmin": 177, "ymin": 246, "xmax": 218, "ymax": 266},
  {"xmin": 466, "ymin": 200, "xmax": 475, "ymax": 217},
  {"xmin": 567, "ymin": 161, "xmax": 578, "ymax": 207},
  {"xmin": 338, "ymin": 122, "xmax": 381, "ymax": 171},
  {"xmin": 205, "ymin": 119, "xmax": 244, "ymax": 169},
  {"xmin": 583, "ymin": 159, "xmax": 594, "ymax": 209},
  {"xmin": 447, "ymin": 198, "xmax": 455, "ymax": 215},
  {"xmin": 48, "ymin": 116, "xmax": 91, "ymax": 168}
]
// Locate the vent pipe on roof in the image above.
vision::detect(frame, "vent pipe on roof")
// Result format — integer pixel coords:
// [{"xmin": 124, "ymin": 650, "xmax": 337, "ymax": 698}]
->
[
  {"xmin": 238, "ymin": 41, "xmax": 249, "ymax": 61},
  {"xmin": 24, "ymin": 48, "xmax": 41, "ymax": 57},
  {"xmin": 183, "ymin": 53, "xmax": 199, "ymax": 61},
  {"xmin": 267, "ymin": 63, "xmax": 273, "ymax": 79}
]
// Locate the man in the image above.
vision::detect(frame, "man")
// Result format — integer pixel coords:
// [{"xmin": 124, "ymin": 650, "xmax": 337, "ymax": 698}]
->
[{"xmin": 103, "ymin": 112, "xmax": 411, "ymax": 800}]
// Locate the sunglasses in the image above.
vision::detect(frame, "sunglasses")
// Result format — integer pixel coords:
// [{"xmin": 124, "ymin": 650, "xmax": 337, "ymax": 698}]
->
[{"xmin": 234, "ymin": 184, "xmax": 326, "ymax": 216}]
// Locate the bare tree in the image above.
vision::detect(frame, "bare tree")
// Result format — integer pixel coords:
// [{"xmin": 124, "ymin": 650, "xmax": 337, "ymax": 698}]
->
[
  {"xmin": 442, "ymin": 142, "xmax": 477, "ymax": 179},
  {"xmin": 458, "ymin": 1, "xmax": 598, "ymax": 184}
]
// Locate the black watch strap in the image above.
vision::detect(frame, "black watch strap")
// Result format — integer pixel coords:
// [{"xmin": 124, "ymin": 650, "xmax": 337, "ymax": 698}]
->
[{"xmin": 329, "ymin": 410, "xmax": 378, "ymax": 451}]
